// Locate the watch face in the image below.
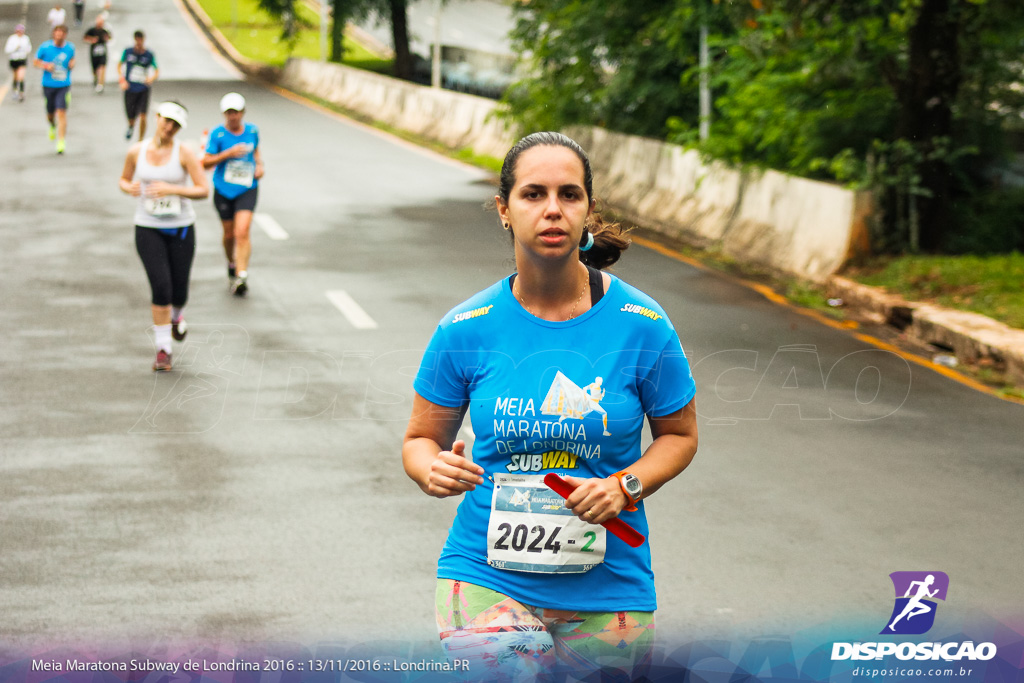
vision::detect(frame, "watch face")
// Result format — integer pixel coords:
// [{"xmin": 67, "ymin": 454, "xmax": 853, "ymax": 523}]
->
[{"xmin": 624, "ymin": 476, "xmax": 642, "ymax": 495}]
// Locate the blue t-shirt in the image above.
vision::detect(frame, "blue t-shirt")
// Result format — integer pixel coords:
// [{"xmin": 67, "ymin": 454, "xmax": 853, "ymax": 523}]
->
[
  {"xmin": 413, "ymin": 274, "xmax": 696, "ymax": 612},
  {"xmin": 206, "ymin": 123, "xmax": 260, "ymax": 199},
  {"xmin": 36, "ymin": 41, "xmax": 75, "ymax": 88},
  {"xmin": 120, "ymin": 48, "xmax": 156, "ymax": 92}
]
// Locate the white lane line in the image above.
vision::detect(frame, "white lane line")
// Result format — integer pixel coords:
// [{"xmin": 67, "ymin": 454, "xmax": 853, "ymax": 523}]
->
[
  {"xmin": 325, "ymin": 290, "xmax": 378, "ymax": 329},
  {"xmin": 254, "ymin": 213, "xmax": 289, "ymax": 240}
]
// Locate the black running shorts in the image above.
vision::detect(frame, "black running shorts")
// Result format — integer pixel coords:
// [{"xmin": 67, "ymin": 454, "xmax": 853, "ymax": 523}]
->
[
  {"xmin": 124, "ymin": 88, "xmax": 150, "ymax": 120},
  {"xmin": 213, "ymin": 187, "xmax": 259, "ymax": 220},
  {"xmin": 43, "ymin": 86, "xmax": 69, "ymax": 113}
]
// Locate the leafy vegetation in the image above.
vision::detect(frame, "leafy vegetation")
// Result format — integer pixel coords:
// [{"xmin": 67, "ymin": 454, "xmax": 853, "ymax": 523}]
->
[
  {"xmin": 254, "ymin": 0, "xmax": 415, "ymax": 78},
  {"xmin": 504, "ymin": 0, "xmax": 1024, "ymax": 254}
]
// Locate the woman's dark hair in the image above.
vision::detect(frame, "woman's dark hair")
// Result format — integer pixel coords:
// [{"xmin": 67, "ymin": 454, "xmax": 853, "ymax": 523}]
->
[
  {"xmin": 498, "ymin": 132, "xmax": 592, "ymax": 205},
  {"xmin": 499, "ymin": 131, "xmax": 630, "ymax": 270}
]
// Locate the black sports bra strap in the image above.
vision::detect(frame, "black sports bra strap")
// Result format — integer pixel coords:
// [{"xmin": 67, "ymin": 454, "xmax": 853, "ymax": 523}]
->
[
  {"xmin": 587, "ymin": 265, "xmax": 604, "ymax": 306},
  {"xmin": 508, "ymin": 265, "xmax": 606, "ymax": 308}
]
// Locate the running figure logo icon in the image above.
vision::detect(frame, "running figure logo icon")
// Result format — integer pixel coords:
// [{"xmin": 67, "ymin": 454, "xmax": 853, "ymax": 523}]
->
[
  {"xmin": 540, "ymin": 371, "xmax": 612, "ymax": 436},
  {"xmin": 881, "ymin": 571, "xmax": 949, "ymax": 635}
]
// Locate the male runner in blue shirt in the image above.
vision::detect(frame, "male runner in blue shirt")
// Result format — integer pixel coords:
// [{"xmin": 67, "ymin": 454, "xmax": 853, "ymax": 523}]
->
[{"xmin": 33, "ymin": 24, "xmax": 75, "ymax": 154}]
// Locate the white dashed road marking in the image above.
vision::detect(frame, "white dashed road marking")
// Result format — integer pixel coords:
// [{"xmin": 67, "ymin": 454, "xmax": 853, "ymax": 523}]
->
[
  {"xmin": 254, "ymin": 213, "xmax": 289, "ymax": 240},
  {"xmin": 325, "ymin": 290, "xmax": 378, "ymax": 329}
]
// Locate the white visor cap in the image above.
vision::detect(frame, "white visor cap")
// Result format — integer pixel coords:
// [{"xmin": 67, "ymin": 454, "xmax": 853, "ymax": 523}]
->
[
  {"xmin": 157, "ymin": 101, "xmax": 188, "ymax": 129},
  {"xmin": 220, "ymin": 92, "xmax": 246, "ymax": 112}
]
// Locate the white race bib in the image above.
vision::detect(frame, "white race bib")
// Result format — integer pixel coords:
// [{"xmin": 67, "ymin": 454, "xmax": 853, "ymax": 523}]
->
[
  {"xmin": 487, "ymin": 473, "xmax": 606, "ymax": 574},
  {"xmin": 93, "ymin": 44, "xmax": 106, "ymax": 57},
  {"xmin": 224, "ymin": 159, "xmax": 255, "ymax": 187},
  {"xmin": 144, "ymin": 194, "xmax": 181, "ymax": 217},
  {"xmin": 128, "ymin": 65, "xmax": 147, "ymax": 83},
  {"xmin": 51, "ymin": 65, "xmax": 67, "ymax": 81}
]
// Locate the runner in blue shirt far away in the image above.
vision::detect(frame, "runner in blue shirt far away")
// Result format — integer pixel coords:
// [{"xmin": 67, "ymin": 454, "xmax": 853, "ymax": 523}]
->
[
  {"xmin": 33, "ymin": 24, "xmax": 75, "ymax": 154},
  {"xmin": 202, "ymin": 92, "xmax": 264, "ymax": 297}
]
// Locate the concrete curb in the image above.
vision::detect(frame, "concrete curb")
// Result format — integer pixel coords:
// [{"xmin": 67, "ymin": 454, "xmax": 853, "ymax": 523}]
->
[{"xmin": 827, "ymin": 276, "xmax": 1024, "ymax": 384}]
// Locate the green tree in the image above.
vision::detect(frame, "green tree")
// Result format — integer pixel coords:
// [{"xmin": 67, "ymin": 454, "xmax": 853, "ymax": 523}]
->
[
  {"xmin": 503, "ymin": 0, "xmax": 722, "ymax": 139},
  {"xmin": 254, "ymin": 0, "xmax": 436, "ymax": 81},
  {"xmin": 329, "ymin": 0, "xmax": 416, "ymax": 79},
  {"xmin": 255, "ymin": 0, "xmax": 301, "ymax": 43},
  {"xmin": 686, "ymin": 0, "xmax": 1024, "ymax": 252},
  {"xmin": 382, "ymin": 0, "xmax": 414, "ymax": 80},
  {"xmin": 505, "ymin": 0, "xmax": 1024, "ymax": 253}
]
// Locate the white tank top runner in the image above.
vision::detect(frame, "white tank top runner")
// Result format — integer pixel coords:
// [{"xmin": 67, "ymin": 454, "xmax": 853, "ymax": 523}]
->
[{"xmin": 133, "ymin": 138, "xmax": 197, "ymax": 229}]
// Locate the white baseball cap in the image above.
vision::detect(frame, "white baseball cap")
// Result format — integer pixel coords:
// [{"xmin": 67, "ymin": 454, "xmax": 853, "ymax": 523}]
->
[
  {"xmin": 157, "ymin": 101, "xmax": 188, "ymax": 129},
  {"xmin": 220, "ymin": 92, "xmax": 246, "ymax": 112}
]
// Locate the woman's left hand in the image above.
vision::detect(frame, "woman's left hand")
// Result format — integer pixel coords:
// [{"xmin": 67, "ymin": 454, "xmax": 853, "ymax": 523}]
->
[{"xmin": 561, "ymin": 475, "xmax": 628, "ymax": 524}]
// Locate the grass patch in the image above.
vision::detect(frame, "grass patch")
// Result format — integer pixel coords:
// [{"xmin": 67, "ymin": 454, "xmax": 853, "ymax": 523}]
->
[
  {"xmin": 847, "ymin": 252, "xmax": 1024, "ymax": 330},
  {"xmin": 195, "ymin": 0, "xmax": 390, "ymax": 70},
  {"xmin": 453, "ymin": 148, "xmax": 503, "ymax": 174},
  {"xmin": 784, "ymin": 280, "xmax": 844, "ymax": 319}
]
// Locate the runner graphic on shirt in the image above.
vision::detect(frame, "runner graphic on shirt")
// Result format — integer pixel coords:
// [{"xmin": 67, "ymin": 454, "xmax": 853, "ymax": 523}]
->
[{"xmin": 541, "ymin": 371, "xmax": 612, "ymax": 436}]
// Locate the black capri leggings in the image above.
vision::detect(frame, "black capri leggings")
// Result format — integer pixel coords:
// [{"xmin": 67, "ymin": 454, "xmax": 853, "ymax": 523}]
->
[{"xmin": 135, "ymin": 225, "xmax": 196, "ymax": 307}]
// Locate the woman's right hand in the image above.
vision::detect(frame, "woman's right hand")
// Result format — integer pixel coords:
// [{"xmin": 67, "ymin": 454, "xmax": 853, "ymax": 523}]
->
[
  {"xmin": 426, "ymin": 440, "xmax": 484, "ymax": 498},
  {"xmin": 125, "ymin": 180, "xmax": 141, "ymax": 196}
]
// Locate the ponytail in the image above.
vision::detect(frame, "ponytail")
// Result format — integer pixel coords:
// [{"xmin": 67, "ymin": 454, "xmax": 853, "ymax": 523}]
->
[{"xmin": 579, "ymin": 212, "xmax": 630, "ymax": 269}]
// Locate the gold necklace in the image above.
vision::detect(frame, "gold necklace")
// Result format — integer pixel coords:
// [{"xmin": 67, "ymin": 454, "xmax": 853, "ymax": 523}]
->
[{"xmin": 514, "ymin": 270, "xmax": 588, "ymax": 321}]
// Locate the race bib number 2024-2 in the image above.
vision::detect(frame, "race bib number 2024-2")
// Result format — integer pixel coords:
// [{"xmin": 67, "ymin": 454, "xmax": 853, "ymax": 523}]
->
[{"xmin": 486, "ymin": 473, "xmax": 606, "ymax": 574}]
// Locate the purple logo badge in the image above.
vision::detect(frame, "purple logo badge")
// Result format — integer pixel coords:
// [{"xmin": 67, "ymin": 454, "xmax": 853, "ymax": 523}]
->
[{"xmin": 881, "ymin": 571, "xmax": 949, "ymax": 635}]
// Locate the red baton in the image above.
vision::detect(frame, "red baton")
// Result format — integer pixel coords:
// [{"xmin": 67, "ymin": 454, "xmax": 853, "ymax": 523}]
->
[{"xmin": 543, "ymin": 473, "xmax": 646, "ymax": 548}]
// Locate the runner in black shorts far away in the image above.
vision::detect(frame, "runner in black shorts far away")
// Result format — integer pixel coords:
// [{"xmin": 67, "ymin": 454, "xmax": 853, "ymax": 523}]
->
[
  {"xmin": 203, "ymin": 92, "xmax": 264, "ymax": 297},
  {"xmin": 118, "ymin": 30, "xmax": 158, "ymax": 141},
  {"xmin": 4, "ymin": 24, "xmax": 31, "ymax": 102},
  {"xmin": 83, "ymin": 15, "xmax": 111, "ymax": 93}
]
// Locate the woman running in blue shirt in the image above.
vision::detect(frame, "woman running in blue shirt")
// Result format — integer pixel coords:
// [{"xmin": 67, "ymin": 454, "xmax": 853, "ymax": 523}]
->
[
  {"xmin": 403, "ymin": 132, "xmax": 699, "ymax": 682},
  {"xmin": 203, "ymin": 92, "xmax": 263, "ymax": 297}
]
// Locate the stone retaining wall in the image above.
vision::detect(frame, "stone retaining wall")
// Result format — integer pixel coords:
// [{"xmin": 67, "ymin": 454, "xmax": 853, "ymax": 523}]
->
[{"xmin": 281, "ymin": 57, "xmax": 868, "ymax": 282}]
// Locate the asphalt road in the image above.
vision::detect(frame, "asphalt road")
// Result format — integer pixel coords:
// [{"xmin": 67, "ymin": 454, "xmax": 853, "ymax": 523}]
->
[{"xmin": 1, "ymin": 0, "xmax": 1022, "ymax": 662}]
